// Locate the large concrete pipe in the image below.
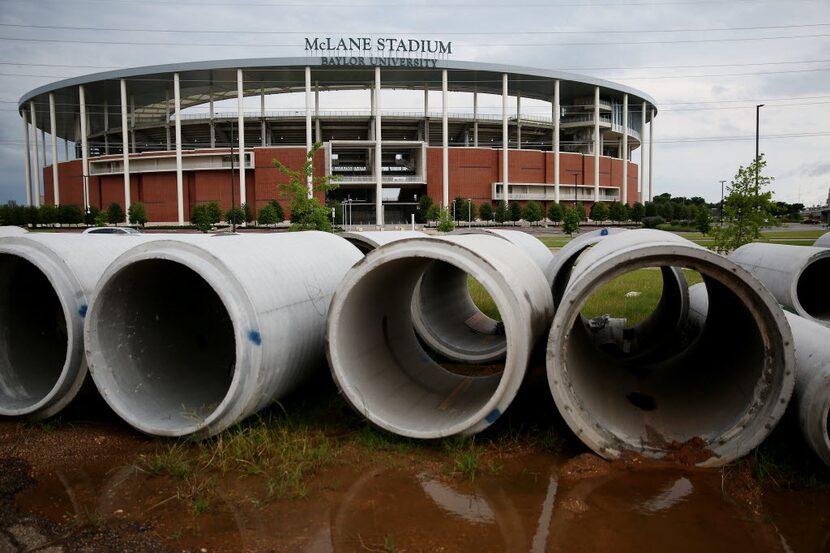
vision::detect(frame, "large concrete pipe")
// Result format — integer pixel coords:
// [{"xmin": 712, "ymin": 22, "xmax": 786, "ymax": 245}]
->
[
  {"xmin": 548, "ymin": 228, "xmax": 626, "ymax": 306},
  {"xmin": 0, "ymin": 233, "xmax": 152, "ymax": 419},
  {"xmin": 730, "ymin": 243, "xmax": 830, "ymax": 326},
  {"xmin": 326, "ymin": 234, "xmax": 553, "ymax": 438},
  {"xmin": 689, "ymin": 283, "xmax": 830, "ymax": 466},
  {"xmin": 547, "ymin": 230, "xmax": 794, "ymax": 467},
  {"xmin": 84, "ymin": 232, "xmax": 362, "ymax": 438},
  {"xmin": 454, "ymin": 229, "xmax": 555, "ymax": 283},
  {"xmin": 0, "ymin": 226, "xmax": 28, "ymax": 236},
  {"xmin": 815, "ymin": 232, "xmax": 830, "ymax": 248}
]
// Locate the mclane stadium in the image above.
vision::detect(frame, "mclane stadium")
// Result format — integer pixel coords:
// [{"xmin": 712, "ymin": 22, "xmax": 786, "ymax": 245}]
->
[{"xmin": 17, "ymin": 40, "xmax": 657, "ymax": 225}]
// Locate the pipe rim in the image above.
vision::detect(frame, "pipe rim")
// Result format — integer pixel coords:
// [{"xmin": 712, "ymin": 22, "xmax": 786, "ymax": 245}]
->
[
  {"xmin": 326, "ymin": 237, "xmax": 534, "ymax": 438},
  {"xmin": 0, "ymin": 240, "xmax": 82, "ymax": 418},
  {"xmin": 791, "ymin": 249, "xmax": 830, "ymax": 325},
  {"xmin": 85, "ymin": 240, "xmax": 261, "ymax": 438},
  {"xmin": 547, "ymin": 242, "xmax": 795, "ymax": 467}
]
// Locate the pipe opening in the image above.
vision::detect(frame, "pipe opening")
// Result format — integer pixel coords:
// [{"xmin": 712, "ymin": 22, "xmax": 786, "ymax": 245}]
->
[
  {"xmin": 797, "ymin": 257, "xmax": 830, "ymax": 321},
  {"xmin": 92, "ymin": 259, "xmax": 235, "ymax": 433},
  {"xmin": 0, "ymin": 254, "xmax": 67, "ymax": 412},
  {"xmin": 414, "ymin": 263, "xmax": 506, "ymax": 365},
  {"xmin": 564, "ymin": 264, "xmax": 765, "ymax": 449},
  {"xmin": 331, "ymin": 257, "xmax": 510, "ymax": 437}
]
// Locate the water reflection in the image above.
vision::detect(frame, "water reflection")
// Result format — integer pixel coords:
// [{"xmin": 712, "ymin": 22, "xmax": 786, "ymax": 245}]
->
[{"xmin": 13, "ymin": 456, "xmax": 830, "ymax": 553}]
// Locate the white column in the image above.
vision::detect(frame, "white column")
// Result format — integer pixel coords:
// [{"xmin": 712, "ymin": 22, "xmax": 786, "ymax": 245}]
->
[
  {"xmin": 209, "ymin": 88, "xmax": 215, "ymax": 148},
  {"xmin": 593, "ymin": 86, "xmax": 600, "ymax": 203},
  {"xmin": 554, "ymin": 80, "xmax": 560, "ymax": 204},
  {"xmin": 103, "ymin": 100, "xmax": 109, "ymax": 154},
  {"xmin": 22, "ymin": 110, "xmax": 32, "ymax": 207},
  {"xmin": 375, "ymin": 66, "xmax": 383, "ymax": 225},
  {"xmin": 40, "ymin": 129, "xmax": 47, "ymax": 169},
  {"xmin": 314, "ymin": 82, "xmax": 321, "ymax": 143},
  {"xmin": 622, "ymin": 94, "xmax": 629, "ymax": 205},
  {"xmin": 260, "ymin": 86, "xmax": 266, "ymax": 147},
  {"xmin": 649, "ymin": 108, "xmax": 655, "ymax": 202},
  {"xmin": 473, "ymin": 91, "xmax": 478, "ymax": 148},
  {"xmin": 516, "ymin": 93, "xmax": 522, "ymax": 150},
  {"xmin": 304, "ymin": 66, "xmax": 313, "ymax": 198},
  {"xmin": 423, "ymin": 84, "xmax": 429, "ymax": 145},
  {"xmin": 165, "ymin": 90, "xmax": 171, "ymax": 151},
  {"xmin": 640, "ymin": 102, "xmax": 646, "ymax": 204},
  {"xmin": 173, "ymin": 73, "xmax": 184, "ymax": 225},
  {"xmin": 237, "ymin": 69, "xmax": 247, "ymax": 205},
  {"xmin": 63, "ymin": 137, "xmax": 68, "ymax": 162},
  {"xmin": 78, "ymin": 88, "xmax": 89, "ymax": 211},
  {"xmin": 49, "ymin": 93, "xmax": 59, "ymax": 205},
  {"xmin": 502, "ymin": 73, "xmax": 509, "ymax": 203},
  {"xmin": 441, "ymin": 69, "xmax": 449, "ymax": 208},
  {"xmin": 30, "ymin": 102, "xmax": 41, "ymax": 207},
  {"xmin": 129, "ymin": 95, "xmax": 136, "ymax": 154},
  {"xmin": 120, "ymin": 79, "xmax": 130, "ymax": 220}
]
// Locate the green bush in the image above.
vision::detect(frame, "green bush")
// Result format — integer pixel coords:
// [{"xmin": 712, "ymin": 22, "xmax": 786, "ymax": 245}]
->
[
  {"xmin": 523, "ymin": 201, "xmax": 543, "ymax": 223},
  {"xmin": 128, "ymin": 202, "xmax": 148, "ymax": 227},
  {"xmin": 258, "ymin": 204, "xmax": 279, "ymax": 226},
  {"xmin": 84, "ymin": 206, "xmax": 100, "ymax": 226},
  {"xmin": 608, "ymin": 201, "xmax": 626, "ymax": 222},
  {"xmin": 191, "ymin": 204, "xmax": 213, "ymax": 233},
  {"xmin": 494, "ymin": 201, "xmax": 509, "ymax": 224},
  {"xmin": 478, "ymin": 202, "xmax": 493, "ymax": 222},
  {"xmin": 268, "ymin": 200, "xmax": 285, "ymax": 223},
  {"xmin": 225, "ymin": 206, "xmax": 245, "ymax": 226},
  {"xmin": 39, "ymin": 204, "xmax": 58, "ymax": 227},
  {"xmin": 547, "ymin": 203, "xmax": 564, "ymax": 224},
  {"xmin": 642, "ymin": 215, "xmax": 665, "ymax": 229},
  {"xmin": 26, "ymin": 205, "xmax": 39, "ymax": 227},
  {"xmin": 416, "ymin": 195, "xmax": 434, "ymax": 224},
  {"xmin": 206, "ymin": 201, "xmax": 223, "ymax": 225},
  {"xmin": 425, "ymin": 203, "xmax": 440, "ymax": 222},
  {"xmin": 562, "ymin": 208, "xmax": 580, "ymax": 235},
  {"xmin": 107, "ymin": 202, "xmax": 125, "ymax": 225},
  {"xmin": 93, "ymin": 210, "xmax": 108, "ymax": 227},
  {"xmin": 437, "ymin": 207, "xmax": 455, "ymax": 232},
  {"xmin": 509, "ymin": 201, "xmax": 522, "ymax": 223},
  {"xmin": 57, "ymin": 204, "xmax": 83, "ymax": 226},
  {"xmin": 630, "ymin": 202, "xmax": 645, "ymax": 222},
  {"xmin": 575, "ymin": 202, "xmax": 587, "ymax": 222},
  {"xmin": 590, "ymin": 202, "xmax": 609, "ymax": 222}
]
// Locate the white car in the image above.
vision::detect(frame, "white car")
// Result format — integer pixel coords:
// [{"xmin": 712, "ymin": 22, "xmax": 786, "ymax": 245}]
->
[{"xmin": 82, "ymin": 227, "xmax": 142, "ymax": 235}]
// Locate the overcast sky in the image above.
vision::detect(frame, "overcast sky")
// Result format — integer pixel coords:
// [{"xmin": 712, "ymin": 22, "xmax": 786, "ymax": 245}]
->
[{"xmin": 1, "ymin": 0, "xmax": 829, "ymax": 206}]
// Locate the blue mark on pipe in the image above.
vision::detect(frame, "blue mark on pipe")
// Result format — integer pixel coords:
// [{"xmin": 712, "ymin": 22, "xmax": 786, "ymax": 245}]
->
[
  {"xmin": 78, "ymin": 304, "xmax": 88, "ymax": 318},
  {"xmin": 485, "ymin": 409, "xmax": 501, "ymax": 424},
  {"xmin": 600, "ymin": 228, "xmax": 609, "ymax": 236},
  {"xmin": 248, "ymin": 330, "xmax": 262, "ymax": 346}
]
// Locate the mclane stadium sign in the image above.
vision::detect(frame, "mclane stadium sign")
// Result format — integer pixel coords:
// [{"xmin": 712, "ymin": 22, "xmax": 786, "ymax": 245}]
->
[{"xmin": 305, "ymin": 37, "xmax": 452, "ymax": 67}]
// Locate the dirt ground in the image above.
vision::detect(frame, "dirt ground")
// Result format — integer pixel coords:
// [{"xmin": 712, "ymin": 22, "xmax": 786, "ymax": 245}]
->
[{"xmin": 2, "ymin": 383, "xmax": 829, "ymax": 553}]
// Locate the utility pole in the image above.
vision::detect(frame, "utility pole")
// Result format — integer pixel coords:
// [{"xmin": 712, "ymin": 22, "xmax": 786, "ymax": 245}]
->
[
  {"xmin": 720, "ymin": 180, "xmax": 726, "ymax": 222},
  {"xmin": 755, "ymin": 104, "xmax": 764, "ymax": 192}
]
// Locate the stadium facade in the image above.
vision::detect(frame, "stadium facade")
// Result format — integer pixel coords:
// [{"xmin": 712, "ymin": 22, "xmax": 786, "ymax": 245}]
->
[{"xmin": 17, "ymin": 54, "xmax": 657, "ymax": 225}]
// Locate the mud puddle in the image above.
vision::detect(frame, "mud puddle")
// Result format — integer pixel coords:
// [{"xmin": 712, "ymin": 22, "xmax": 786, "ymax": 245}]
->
[{"xmin": 7, "ymin": 446, "xmax": 828, "ymax": 552}]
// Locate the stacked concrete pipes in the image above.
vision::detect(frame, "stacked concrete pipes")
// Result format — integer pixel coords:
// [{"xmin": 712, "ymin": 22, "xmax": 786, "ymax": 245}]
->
[{"xmin": 728, "ymin": 242, "xmax": 830, "ymax": 466}]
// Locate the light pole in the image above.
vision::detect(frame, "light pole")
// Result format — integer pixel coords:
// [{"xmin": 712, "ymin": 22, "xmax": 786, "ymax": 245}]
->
[
  {"xmin": 755, "ymin": 103, "xmax": 764, "ymax": 191},
  {"xmin": 719, "ymin": 179, "xmax": 726, "ymax": 222},
  {"xmin": 468, "ymin": 198, "xmax": 471, "ymax": 227},
  {"xmin": 229, "ymin": 119, "xmax": 236, "ymax": 232}
]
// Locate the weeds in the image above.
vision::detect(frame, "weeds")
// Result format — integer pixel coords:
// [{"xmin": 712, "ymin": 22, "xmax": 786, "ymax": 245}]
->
[
  {"xmin": 176, "ymin": 475, "xmax": 214, "ymax": 515},
  {"xmin": 139, "ymin": 443, "xmax": 193, "ymax": 479}
]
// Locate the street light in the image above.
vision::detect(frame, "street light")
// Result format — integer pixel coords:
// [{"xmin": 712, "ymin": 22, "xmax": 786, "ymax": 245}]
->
[
  {"xmin": 719, "ymin": 179, "xmax": 726, "ymax": 223},
  {"xmin": 467, "ymin": 198, "xmax": 471, "ymax": 227},
  {"xmin": 755, "ymin": 103, "xmax": 764, "ymax": 190}
]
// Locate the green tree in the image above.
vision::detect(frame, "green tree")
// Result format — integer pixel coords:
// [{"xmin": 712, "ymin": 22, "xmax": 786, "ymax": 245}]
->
[
  {"xmin": 425, "ymin": 203, "xmax": 440, "ymax": 222},
  {"xmin": 630, "ymin": 202, "xmax": 645, "ymax": 222},
  {"xmin": 107, "ymin": 202, "xmax": 125, "ymax": 225},
  {"xmin": 657, "ymin": 201, "xmax": 674, "ymax": 221},
  {"xmin": 84, "ymin": 206, "xmax": 100, "ymax": 226},
  {"xmin": 713, "ymin": 154, "xmax": 776, "ymax": 253},
  {"xmin": 258, "ymin": 204, "xmax": 279, "ymax": 227},
  {"xmin": 608, "ymin": 201, "xmax": 626, "ymax": 223},
  {"xmin": 191, "ymin": 204, "xmax": 212, "ymax": 232},
  {"xmin": 478, "ymin": 202, "xmax": 493, "ymax": 222},
  {"xmin": 494, "ymin": 201, "xmax": 509, "ymax": 223},
  {"xmin": 590, "ymin": 201, "xmax": 609, "ymax": 222},
  {"xmin": 225, "ymin": 206, "xmax": 245, "ymax": 226},
  {"xmin": 58, "ymin": 204, "xmax": 83, "ymax": 226},
  {"xmin": 562, "ymin": 207, "xmax": 580, "ymax": 236},
  {"xmin": 39, "ymin": 204, "xmax": 58, "ymax": 227},
  {"xmin": 547, "ymin": 203, "xmax": 564, "ymax": 225},
  {"xmin": 575, "ymin": 201, "xmax": 587, "ymax": 222},
  {"xmin": 128, "ymin": 202, "xmax": 148, "ymax": 227},
  {"xmin": 416, "ymin": 195, "xmax": 434, "ymax": 224},
  {"xmin": 241, "ymin": 203, "xmax": 254, "ymax": 224},
  {"xmin": 276, "ymin": 142, "xmax": 338, "ymax": 232},
  {"xmin": 437, "ymin": 207, "xmax": 455, "ymax": 232},
  {"xmin": 644, "ymin": 202, "xmax": 657, "ymax": 217},
  {"xmin": 509, "ymin": 201, "xmax": 523, "ymax": 223},
  {"xmin": 523, "ymin": 201, "xmax": 543, "ymax": 224},
  {"xmin": 25, "ymin": 205, "xmax": 40, "ymax": 227},
  {"xmin": 93, "ymin": 210, "xmax": 108, "ymax": 227},
  {"xmin": 695, "ymin": 206, "xmax": 711, "ymax": 235},
  {"xmin": 268, "ymin": 200, "xmax": 285, "ymax": 223},
  {"xmin": 206, "ymin": 201, "xmax": 223, "ymax": 225}
]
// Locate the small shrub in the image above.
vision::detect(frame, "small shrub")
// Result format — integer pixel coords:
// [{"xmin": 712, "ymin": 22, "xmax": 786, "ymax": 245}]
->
[
  {"xmin": 107, "ymin": 202, "xmax": 125, "ymax": 225},
  {"xmin": 642, "ymin": 215, "xmax": 665, "ymax": 229}
]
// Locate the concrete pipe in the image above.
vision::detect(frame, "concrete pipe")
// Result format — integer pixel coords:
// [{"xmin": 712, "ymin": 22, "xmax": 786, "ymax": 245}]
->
[
  {"xmin": 453, "ymin": 229, "xmax": 555, "ymax": 283},
  {"xmin": 0, "ymin": 233, "xmax": 152, "ymax": 419},
  {"xmin": 815, "ymin": 232, "xmax": 830, "ymax": 248},
  {"xmin": 0, "ymin": 226, "xmax": 28, "ymax": 236},
  {"xmin": 84, "ymin": 232, "xmax": 362, "ymax": 439},
  {"xmin": 340, "ymin": 230, "xmax": 426, "ymax": 254},
  {"xmin": 548, "ymin": 228, "xmax": 627, "ymax": 306},
  {"xmin": 547, "ymin": 230, "xmax": 795, "ymax": 467},
  {"xmin": 326, "ymin": 234, "xmax": 553, "ymax": 438},
  {"xmin": 689, "ymin": 284, "xmax": 830, "ymax": 466},
  {"xmin": 730, "ymin": 243, "xmax": 830, "ymax": 327}
]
